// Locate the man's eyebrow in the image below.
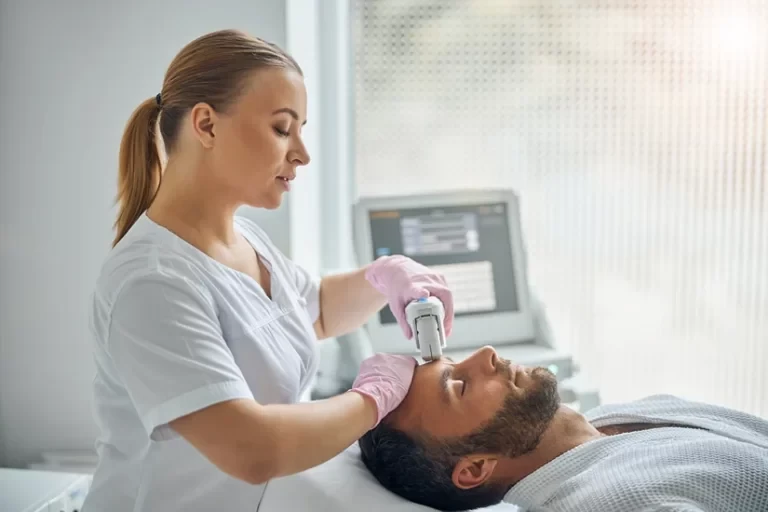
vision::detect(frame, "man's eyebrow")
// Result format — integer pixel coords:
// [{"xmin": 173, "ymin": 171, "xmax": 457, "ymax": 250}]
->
[
  {"xmin": 272, "ymin": 107, "xmax": 307, "ymax": 126},
  {"xmin": 440, "ymin": 366, "xmax": 451, "ymax": 404}
]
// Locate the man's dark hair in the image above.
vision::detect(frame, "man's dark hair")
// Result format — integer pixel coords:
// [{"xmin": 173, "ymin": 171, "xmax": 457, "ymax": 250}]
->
[{"xmin": 358, "ymin": 421, "xmax": 510, "ymax": 511}]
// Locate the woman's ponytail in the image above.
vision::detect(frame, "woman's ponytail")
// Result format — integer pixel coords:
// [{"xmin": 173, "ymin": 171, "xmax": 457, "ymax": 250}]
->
[{"xmin": 113, "ymin": 97, "xmax": 163, "ymax": 247}]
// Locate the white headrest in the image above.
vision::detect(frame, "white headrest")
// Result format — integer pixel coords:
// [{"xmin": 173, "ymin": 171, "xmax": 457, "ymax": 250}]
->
[{"xmin": 259, "ymin": 443, "xmax": 519, "ymax": 512}]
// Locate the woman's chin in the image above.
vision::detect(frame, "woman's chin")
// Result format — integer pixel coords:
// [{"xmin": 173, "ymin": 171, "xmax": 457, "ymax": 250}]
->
[{"xmin": 246, "ymin": 191, "xmax": 284, "ymax": 210}]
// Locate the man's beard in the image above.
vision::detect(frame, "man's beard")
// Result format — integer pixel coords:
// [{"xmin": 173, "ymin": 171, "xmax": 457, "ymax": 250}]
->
[{"xmin": 441, "ymin": 363, "xmax": 561, "ymax": 459}]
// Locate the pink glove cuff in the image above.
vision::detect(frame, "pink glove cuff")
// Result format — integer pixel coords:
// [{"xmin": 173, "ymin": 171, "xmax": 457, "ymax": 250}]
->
[
  {"xmin": 349, "ymin": 388, "xmax": 384, "ymax": 427},
  {"xmin": 363, "ymin": 255, "xmax": 394, "ymax": 294}
]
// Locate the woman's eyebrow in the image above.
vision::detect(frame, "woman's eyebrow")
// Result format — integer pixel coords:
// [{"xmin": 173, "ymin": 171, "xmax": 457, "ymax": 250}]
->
[{"xmin": 271, "ymin": 107, "xmax": 307, "ymax": 126}]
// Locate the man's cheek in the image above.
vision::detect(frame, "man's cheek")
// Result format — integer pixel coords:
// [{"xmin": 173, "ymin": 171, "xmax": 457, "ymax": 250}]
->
[{"xmin": 482, "ymin": 380, "xmax": 509, "ymax": 403}]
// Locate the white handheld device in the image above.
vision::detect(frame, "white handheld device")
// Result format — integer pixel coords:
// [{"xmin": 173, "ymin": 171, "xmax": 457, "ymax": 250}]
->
[{"xmin": 405, "ymin": 296, "xmax": 447, "ymax": 361}]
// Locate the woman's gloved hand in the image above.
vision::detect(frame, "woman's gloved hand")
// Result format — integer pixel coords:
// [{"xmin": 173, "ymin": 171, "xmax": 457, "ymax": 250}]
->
[
  {"xmin": 350, "ymin": 353, "xmax": 418, "ymax": 427},
  {"xmin": 365, "ymin": 255, "xmax": 454, "ymax": 339}
]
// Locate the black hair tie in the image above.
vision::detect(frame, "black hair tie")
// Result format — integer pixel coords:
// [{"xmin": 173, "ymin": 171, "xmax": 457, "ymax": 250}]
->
[{"xmin": 155, "ymin": 93, "xmax": 162, "ymax": 106}]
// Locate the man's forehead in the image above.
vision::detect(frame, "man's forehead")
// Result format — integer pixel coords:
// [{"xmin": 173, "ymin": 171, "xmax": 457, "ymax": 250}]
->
[{"xmin": 389, "ymin": 359, "xmax": 450, "ymax": 432}]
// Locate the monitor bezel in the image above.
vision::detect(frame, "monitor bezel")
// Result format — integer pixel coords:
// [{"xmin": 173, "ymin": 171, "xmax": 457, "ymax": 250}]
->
[{"xmin": 353, "ymin": 189, "xmax": 535, "ymax": 355}]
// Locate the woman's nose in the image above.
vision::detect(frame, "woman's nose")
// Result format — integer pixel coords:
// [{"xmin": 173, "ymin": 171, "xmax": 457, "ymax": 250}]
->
[{"xmin": 289, "ymin": 139, "xmax": 311, "ymax": 166}]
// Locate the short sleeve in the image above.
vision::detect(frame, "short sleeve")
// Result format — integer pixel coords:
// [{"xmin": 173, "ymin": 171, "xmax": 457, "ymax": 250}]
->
[{"xmin": 107, "ymin": 271, "xmax": 254, "ymax": 440}]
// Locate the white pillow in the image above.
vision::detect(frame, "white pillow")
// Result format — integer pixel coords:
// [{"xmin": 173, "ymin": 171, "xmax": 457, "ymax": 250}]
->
[{"xmin": 259, "ymin": 443, "xmax": 520, "ymax": 512}]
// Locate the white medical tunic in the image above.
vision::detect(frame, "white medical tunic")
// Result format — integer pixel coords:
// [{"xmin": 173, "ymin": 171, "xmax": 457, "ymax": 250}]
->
[
  {"xmin": 504, "ymin": 395, "xmax": 768, "ymax": 512},
  {"xmin": 81, "ymin": 214, "xmax": 321, "ymax": 512}
]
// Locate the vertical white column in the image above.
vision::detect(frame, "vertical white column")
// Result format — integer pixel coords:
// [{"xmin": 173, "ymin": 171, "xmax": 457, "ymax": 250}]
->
[{"xmin": 285, "ymin": 0, "xmax": 323, "ymax": 277}]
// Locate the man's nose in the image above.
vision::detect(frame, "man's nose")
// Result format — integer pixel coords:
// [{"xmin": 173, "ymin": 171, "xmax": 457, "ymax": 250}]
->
[{"xmin": 464, "ymin": 345, "xmax": 498, "ymax": 375}]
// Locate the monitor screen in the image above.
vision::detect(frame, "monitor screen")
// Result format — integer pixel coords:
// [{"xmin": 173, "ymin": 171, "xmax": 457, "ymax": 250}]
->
[{"xmin": 368, "ymin": 202, "xmax": 519, "ymax": 325}]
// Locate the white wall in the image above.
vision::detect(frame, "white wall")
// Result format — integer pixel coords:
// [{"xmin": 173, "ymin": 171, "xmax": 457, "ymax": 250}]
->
[{"xmin": 0, "ymin": 0, "xmax": 310, "ymax": 468}]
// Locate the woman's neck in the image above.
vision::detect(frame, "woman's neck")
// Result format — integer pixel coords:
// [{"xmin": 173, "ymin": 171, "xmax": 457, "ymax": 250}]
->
[{"xmin": 148, "ymin": 160, "xmax": 241, "ymax": 247}]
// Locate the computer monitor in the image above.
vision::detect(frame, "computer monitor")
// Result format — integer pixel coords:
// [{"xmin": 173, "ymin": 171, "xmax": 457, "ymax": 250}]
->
[{"xmin": 353, "ymin": 189, "xmax": 536, "ymax": 356}]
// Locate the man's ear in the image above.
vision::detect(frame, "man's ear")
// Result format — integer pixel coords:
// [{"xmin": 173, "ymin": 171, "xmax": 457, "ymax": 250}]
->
[
  {"xmin": 451, "ymin": 455, "xmax": 499, "ymax": 490},
  {"xmin": 189, "ymin": 102, "xmax": 218, "ymax": 149}
]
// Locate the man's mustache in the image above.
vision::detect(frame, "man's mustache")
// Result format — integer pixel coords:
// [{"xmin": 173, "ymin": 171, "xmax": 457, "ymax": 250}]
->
[{"xmin": 495, "ymin": 358, "xmax": 514, "ymax": 380}]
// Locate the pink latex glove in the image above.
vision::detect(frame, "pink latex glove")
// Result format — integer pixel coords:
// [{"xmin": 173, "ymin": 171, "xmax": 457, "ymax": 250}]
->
[
  {"xmin": 365, "ymin": 255, "xmax": 454, "ymax": 339},
  {"xmin": 350, "ymin": 353, "xmax": 418, "ymax": 427}
]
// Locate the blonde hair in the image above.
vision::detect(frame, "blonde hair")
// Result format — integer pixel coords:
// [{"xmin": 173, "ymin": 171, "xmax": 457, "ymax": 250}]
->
[{"xmin": 113, "ymin": 29, "xmax": 302, "ymax": 246}]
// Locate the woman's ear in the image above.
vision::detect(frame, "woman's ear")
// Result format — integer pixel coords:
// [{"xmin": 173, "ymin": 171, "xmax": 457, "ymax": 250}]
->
[
  {"xmin": 190, "ymin": 102, "xmax": 218, "ymax": 149},
  {"xmin": 451, "ymin": 455, "xmax": 499, "ymax": 490}
]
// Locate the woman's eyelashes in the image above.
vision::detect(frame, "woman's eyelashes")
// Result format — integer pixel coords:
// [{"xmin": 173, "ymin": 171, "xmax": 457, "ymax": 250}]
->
[{"xmin": 273, "ymin": 126, "xmax": 290, "ymax": 137}]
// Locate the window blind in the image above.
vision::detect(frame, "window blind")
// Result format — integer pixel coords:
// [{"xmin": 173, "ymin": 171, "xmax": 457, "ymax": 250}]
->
[{"xmin": 351, "ymin": 0, "xmax": 768, "ymax": 416}]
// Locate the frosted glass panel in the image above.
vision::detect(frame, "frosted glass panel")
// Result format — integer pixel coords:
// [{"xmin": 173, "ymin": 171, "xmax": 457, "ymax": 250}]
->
[{"xmin": 351, "ymin": 0, "xmax": 768, "ymax": 416}]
